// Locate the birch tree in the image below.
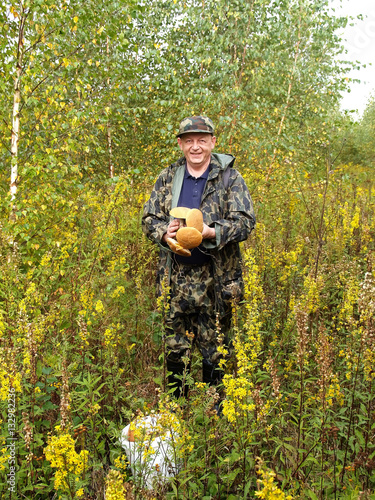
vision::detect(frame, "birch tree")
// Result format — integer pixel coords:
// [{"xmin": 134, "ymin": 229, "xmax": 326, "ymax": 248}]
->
[
  {"xmin": 124, "ymin": 0, "xmax": 351, "ymax": 180},
  {"xmin": 9, "ymin": 2, "xmax": 27, "ymax": 200},
  {"xmin": 1, "ymin": 0, "xmax": 142, "ymax": 207}
]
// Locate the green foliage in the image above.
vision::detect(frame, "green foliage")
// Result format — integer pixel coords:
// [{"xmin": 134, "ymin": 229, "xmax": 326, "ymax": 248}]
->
[
  {"xmin": 0, "ymin": 0, "xmax": 374, "ymax": 498},
  {"xmin": 339, "ymin": 94, "xmax": 375, "ymax": 168}
]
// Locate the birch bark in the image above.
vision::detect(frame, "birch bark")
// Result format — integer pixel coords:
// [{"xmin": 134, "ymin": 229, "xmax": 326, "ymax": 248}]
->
[
  {"xmin": 10, "ymin": 6, "xmax": 26, "ymax": 200},
  {"xmin": 107, "ymin": 36, "xmax": 114, "ymax": 178}
]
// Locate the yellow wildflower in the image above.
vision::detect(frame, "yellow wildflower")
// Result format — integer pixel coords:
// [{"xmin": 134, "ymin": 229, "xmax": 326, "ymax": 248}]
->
[{"xmin": 44, "ymin": 431, "xmax": 88, "ymax": 496}]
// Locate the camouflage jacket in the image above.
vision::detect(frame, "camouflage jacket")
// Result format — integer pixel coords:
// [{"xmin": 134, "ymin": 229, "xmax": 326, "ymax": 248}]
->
[{"xmin": 142, "ymin": 153, "xmax": 256, "ymax": 316}]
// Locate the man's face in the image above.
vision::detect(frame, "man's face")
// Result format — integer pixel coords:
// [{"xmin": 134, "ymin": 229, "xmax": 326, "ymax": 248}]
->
[{"xmin": 177, "ymin": 133, "xmax": 216, "ymax": 171}]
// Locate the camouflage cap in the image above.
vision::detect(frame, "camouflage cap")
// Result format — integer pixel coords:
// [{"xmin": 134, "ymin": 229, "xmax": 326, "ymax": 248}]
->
[{"xmin": 176, "ymin": 116, "xmax": 215, "ymax": 137}]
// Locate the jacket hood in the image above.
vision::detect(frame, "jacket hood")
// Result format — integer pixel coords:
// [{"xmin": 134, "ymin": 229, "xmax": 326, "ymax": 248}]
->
[{"xmin": 211, "ymin": 153, "xmax": 235, "ymax": 170}]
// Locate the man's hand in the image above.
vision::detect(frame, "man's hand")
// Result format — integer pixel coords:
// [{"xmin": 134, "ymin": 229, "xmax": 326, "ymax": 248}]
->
[
  {"xmin": 163, "ymin": 220, "xmax": 215, "ymax": 243},
  {"xmin": 162, "ymin": 219, "xmax": 180, "ymax": 243},
  {"xmin": 201, "ymin": 223, "xmax": 215, "ymax": 240}
]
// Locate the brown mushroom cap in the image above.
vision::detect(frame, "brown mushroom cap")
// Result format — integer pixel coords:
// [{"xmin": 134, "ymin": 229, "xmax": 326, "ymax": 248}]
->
[
  {"xmin": 176, "ymin": 227, "xmax": 203, "ymax": 249},
  {"xmin": 166, "ymin": 237, "xmax": 192, "ymax": 257},
  {"xmin": 128, "ymin": 429, "xmax": 135, "ymax": 442},
  {"xmin": 170, "ymin": 207, "xmax": 190, "ymax": 219},
  {"xmin": 186, "ymin": 208, "xmax": 204, "ymax": 233}
]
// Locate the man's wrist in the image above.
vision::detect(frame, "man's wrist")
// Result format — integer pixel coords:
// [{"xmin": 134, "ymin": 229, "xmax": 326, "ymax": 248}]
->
[
  {"xmin": 208, "ymin": 227, "xmax": 216, "ymax": 239},
  {"xmin": 202, "ymin": 224, "xmax": 216, "ymax": 240}
]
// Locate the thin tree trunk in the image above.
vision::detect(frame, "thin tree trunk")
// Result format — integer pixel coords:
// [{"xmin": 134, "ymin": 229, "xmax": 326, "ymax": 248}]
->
[
  {"xmin": 229, "ymin": 3, "xmax": 254, "ymax": 152},
  {"xmin": 107, "ymin": 122, "xmax": 114, "ymax": 178},
  {"xmin": 265, "ymin": 30, "xmax": 301, "ymax": 182},
  {"xmin": 107, "ymin": 36, "xmax": 114, "ymax": 178},
  {"xmin": 10, "ymin": 8, "xmax": 26, "ymax": 200}
]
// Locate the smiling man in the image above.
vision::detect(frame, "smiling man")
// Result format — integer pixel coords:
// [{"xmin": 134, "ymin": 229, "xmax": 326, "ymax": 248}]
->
[
  {"xmin": 178, "ymin": 126, "xmax": 215, "ymax": 169},
  {"xmin": 142, "ymin": 116, "xmax": 256, "ymax": 405}
]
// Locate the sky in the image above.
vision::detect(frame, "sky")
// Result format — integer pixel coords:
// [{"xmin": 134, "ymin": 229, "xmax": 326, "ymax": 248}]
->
[{"xmin": 329, "ymin": 0, "xmax": 375, "ymax": 118}]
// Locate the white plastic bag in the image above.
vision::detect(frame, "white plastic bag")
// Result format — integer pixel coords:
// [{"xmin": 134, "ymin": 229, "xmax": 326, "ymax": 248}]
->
[{"xmin": 120, "ymin": 414, "xmax": 180, "ymax": 489}]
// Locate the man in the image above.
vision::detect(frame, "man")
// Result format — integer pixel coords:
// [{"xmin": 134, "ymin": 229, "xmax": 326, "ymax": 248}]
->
[{"xmin": 142, "ymin": 116, "xmax": 255, "ymax": 399}]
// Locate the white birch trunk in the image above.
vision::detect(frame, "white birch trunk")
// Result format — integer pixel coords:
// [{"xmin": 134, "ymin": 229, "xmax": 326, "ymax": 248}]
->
[
  {"xmin": 10, "ymin": 14, "xmax": 25, "ymax": 200},
  {"xmin": 107, "ymin": 122, "xmax": 114, "ymax": 178},
  {"xmin": 107, "ymin": 36, "xmax": 114, "ymax": 178}
]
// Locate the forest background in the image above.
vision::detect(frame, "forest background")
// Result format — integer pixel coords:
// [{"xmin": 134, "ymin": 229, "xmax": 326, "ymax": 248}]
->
[{"xmin": 0, "ymin": 0, "xmax": 374, "ymax": 498}]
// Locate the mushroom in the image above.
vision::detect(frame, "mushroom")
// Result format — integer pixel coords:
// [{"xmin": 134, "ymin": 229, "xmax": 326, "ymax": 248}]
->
[
  {"xmin": 185, "ymin": 208, "xmax": 204, "ymax": 233},
  {"xmin": 176, "ymin": 227, "xmax": 202, "ymax": 249},
  {"xmin": 127, "ymin": 428, "xmax": 135, "ymax": 442},
  {"xmin": 165, "ymin": 237, "xmax": 192, "ymax": 257},
  {"xmin": 166, "ymin": 207, "xmax": 204, "ymax": 256},
  {"xmin": 170, "ymin": 207, "xmax": 190, "ymax": 226}
]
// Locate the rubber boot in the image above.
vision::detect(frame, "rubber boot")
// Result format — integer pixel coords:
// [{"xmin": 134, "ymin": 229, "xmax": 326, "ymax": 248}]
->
[{"xmin": 166, "ymin": 359, "xmax": 189, "ymax": 399}]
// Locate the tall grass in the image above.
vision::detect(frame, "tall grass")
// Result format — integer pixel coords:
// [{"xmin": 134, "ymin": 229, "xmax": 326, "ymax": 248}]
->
[{"xmin": 0, "ymin": 163, "xmax": 374, "ymax": 499}]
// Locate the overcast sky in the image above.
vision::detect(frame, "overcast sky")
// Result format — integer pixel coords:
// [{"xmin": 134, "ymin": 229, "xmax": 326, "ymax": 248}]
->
[{"xmin": 329, "ymin": 0, "xmax": 375, "ymax": 118}]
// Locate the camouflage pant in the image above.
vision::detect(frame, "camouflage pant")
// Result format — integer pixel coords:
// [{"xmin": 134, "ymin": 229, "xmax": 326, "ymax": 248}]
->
[{"xmin": 165, "ymin": 260, "xmax": 232, "ymax": 364}]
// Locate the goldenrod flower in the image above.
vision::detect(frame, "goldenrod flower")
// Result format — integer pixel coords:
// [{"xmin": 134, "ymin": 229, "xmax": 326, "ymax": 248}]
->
[{"xmin": 44, "ymin": 431, "xmax": 88, "ymax": 496}]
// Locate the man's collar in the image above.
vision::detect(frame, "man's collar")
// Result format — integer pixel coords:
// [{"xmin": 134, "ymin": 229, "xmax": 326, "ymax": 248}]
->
[{"xmin": 184, "ymin": 162, "xmax": 211, "ymax": 180}]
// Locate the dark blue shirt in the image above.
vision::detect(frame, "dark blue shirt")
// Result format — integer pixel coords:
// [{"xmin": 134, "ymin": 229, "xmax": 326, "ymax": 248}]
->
[
  {"xmin": 178, "ymin": 165, "xmax": 209, "ymax": 209},
  {"xmin": 175, "ymin": 164, "xmax": 212, "ymax": 265}
]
